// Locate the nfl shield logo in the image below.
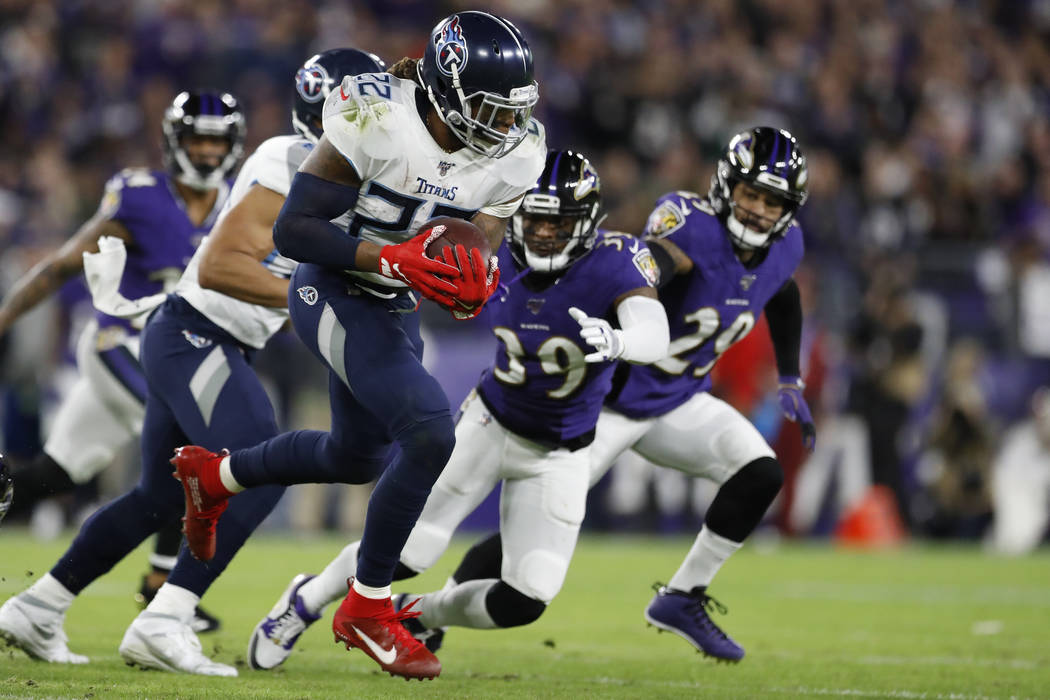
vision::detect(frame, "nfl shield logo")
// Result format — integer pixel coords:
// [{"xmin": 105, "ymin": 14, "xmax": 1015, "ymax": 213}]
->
[
  {"xmin": 437, "ymin": 160, "xmax": 455, "ymax": 176},
  {"xmin": 739, "ymin": 274, "xmax": 757, "ymax": 291},
  {"xmin": 297, "ymin": 286, "xmax": 318, "ymax": 305},
  {"xmin": 526, "ymin": 298, "xmax": 545, "ymax": 315}
]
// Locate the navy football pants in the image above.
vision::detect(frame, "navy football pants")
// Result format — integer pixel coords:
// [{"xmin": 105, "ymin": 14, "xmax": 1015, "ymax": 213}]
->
[
  {"xmin": 229, "ymin": 264, "xmax": 456, "ymax": 587},
  {"xmin": 50, "ymin": 296, "xmax": 284, "ymax": 597}
]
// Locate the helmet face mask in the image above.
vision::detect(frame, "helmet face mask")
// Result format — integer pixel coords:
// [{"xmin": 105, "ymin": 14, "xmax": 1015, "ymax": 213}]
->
[
  {"xmin": 708, "ymin": 127, "xmax": 809, "ymax": 250},
  {"xmin": 162, "ymin": 91, "xmax": 245, "ymax": 191},
  {"xmin": 509, "ymin": 150, "xmax": 602, "ymax": 274},
  {"xmin": 419, "ymin": 12, "xmax": 539, "ymax": 158},
  {"xmin": 292, "ymin": 48, "xmax": 387, "ymax": 143}
]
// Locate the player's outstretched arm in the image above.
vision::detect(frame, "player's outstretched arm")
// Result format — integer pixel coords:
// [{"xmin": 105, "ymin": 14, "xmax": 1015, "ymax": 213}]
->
[
  {"xmin": 569, "ymin": 287, "xmax": 669, "ymax": 364},
  {"xmin": 199, "ymin": 184, "xmax": 290, "ymax": 307},
  {"xmin": 765, "ymin": 278, "xmax": 816, "ymax": 450},
  {"xmin": 0, "ymin": 216, "xmax": 131, "ymax": 337}
]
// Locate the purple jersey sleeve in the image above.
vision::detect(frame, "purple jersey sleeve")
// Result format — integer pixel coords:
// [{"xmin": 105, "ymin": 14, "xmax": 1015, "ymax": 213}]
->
[
  {"xmin": 95, "ymin": 170, "xmax": 227, "ymax": 332},
  {"xmin": 608, "ymin": 192, "xmax": 804, "ymax": 418},
  {"xmin": 477, "ymin": 231, "xmax": 656, "ymax": 447}
]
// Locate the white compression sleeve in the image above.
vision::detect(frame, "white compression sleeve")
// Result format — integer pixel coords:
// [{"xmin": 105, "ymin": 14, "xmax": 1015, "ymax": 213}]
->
[{"xmin": 614, "ymin": 294, "xmax": 669, "ymax": 364}]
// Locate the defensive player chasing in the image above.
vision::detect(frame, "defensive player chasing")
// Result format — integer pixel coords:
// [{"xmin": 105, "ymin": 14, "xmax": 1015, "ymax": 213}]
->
[
  {"xmin": 168, "ymin": 11, "xmax": 546, "ymax": 680},
  {"xmin": 245, "ymin": 149, "xmax": 669, "ymax": 670},
  {"xmin": 423, "ymin": 127, "xmax": 816, "ymax": 663},
  {"xmin": 0, "ymin": 90, "xmax": 243, "ymax": 634},
  {"xmin": 0, "ymin": 50, "xmax": 385, "ymax": 674}
]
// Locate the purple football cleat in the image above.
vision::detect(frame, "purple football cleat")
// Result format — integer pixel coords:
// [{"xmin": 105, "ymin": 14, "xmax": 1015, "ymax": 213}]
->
[
  {"xmin": 644, "ymin": 583, "xmax": 745, "ymax": 662},
  {"xmin": 247, "ymin": 573, "xmax": 321, "ymax": 670}
]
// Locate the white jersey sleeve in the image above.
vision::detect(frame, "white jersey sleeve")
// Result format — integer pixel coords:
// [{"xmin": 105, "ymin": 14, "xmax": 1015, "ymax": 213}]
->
[{"xmin": 174, "ymin": 134, "xmax": 309, "ymax": 349}]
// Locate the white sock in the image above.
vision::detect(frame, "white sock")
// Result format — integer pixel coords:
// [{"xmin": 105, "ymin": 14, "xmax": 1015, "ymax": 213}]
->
[
  {"xmin": 668, "ymin": 526, "xmax": 742, "ymax": 591},
  {"xmin": 299, "ymin": 541, "xmax": 360, "ymax": 614},
  {"xmin": 24, "ymin": 573, "xmax": 76, "ymax": 613},
  {"xmin": 145, "ymin": 583, "xmax": 199, "ymax": 624},
  {"xmin": 218, "ymin": 455, "xmax": 244, "ymax": 493},
  {"xmin": 352, "ymin": 579, "xmax": 390, "ymax": 600},
  {"xmin": 418, "ymin": 579, "xmax": 498, "ymax": 630}
]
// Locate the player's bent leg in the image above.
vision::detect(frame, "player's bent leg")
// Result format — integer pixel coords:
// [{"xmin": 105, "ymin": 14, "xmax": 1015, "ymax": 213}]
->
[
  {"xmin": 632, "ymin": 393, "xmax": 780, "ymax": 661},
  {"xmin": 399, "ymin": 394, "xmax": 507, "ymax": 574}
]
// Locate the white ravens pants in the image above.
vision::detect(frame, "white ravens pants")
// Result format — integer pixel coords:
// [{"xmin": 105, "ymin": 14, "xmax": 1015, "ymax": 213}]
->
[
  {"xmin": 400, "ymin": 390, "xmax": 590, "ymax": 604},
  {"xmin": 44, "ymin": 320, "xmax": 145, "ymax": 483},
  {"xmin": 590, "ymin": 391, "xmax": 775, "ymax": 488}
]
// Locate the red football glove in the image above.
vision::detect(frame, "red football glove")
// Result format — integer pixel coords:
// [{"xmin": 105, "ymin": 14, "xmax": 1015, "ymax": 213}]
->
[
  {"xmin": 441, "ymin": 245, "xmax": 500, "ymax": 321},
  {"xmin": 378, "ymin": 229, "xmax": 459, "ymax": 308}
]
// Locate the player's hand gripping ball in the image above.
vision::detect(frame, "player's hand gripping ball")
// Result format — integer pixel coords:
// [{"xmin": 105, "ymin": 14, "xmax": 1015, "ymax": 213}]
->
[{"xmin": 423, "ymin": 217, "xmax": 499, "ymax": 320}]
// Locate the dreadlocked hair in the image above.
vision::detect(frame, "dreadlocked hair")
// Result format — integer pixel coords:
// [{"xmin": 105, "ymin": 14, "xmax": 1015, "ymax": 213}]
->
[{"xmin": 387, "ymin": 57, "xmax": 421, "ymax": 84}]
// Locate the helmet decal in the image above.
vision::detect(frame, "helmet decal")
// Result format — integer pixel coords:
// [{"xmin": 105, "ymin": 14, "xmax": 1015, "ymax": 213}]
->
[
  {"xmin": 435, "ymin": 16, "xmax": 468, "ymax": 77},
  {"xmin": 296, "ymin": 63, "xmax": 330, "ymax": 103},
  {"xmin": 574, "ymin": 160, "xmax": 600, "ymax": 201}
]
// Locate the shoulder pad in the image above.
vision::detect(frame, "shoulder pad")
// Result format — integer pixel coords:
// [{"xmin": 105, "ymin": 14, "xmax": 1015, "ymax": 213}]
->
[
  {"xmin": 496, "ymin": 118, "xmax": 548, "ymax": 189},
  {"xmin": 645, "ymin": 191, "xmax": 714, "ymax": 238},
  {"xmin": 322, "ymin": 75, "xmax": 405, "ymax": 162}
]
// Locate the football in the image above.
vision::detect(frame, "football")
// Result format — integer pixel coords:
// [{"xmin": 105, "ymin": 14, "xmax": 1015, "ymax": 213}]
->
[{"xmin": 422, "ymin": 216, "xmax": 492, "ymax": 273}]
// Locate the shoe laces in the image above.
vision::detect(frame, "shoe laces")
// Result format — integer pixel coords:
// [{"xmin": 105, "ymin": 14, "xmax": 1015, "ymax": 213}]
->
[
  {"xmin": 652, "ymin": 582, "xmax": 730, "ymax": 638},
  {"xmin": 268, "ymin": 601, "xmax": 310, "ymax": 645},
  {"xmin": 376, "ymin": 597, "xmax": 426, "ymax": 650}
]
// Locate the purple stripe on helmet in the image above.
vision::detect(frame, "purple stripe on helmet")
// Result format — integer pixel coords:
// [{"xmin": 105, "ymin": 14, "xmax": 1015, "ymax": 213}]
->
[
  {"xmin": 548, "ymin": 151, "xmax": 564, "ymax": 193},
  {"xmin": 767, "ymin": 132, "xmax": 781, "ymax": 172}
]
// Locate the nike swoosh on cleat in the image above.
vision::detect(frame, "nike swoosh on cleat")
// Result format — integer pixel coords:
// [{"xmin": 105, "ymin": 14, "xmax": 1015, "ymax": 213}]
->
[
  {"xmin": 29, "ymin": 620, "xmax": 56, "ymax": 641},
  {"xmin": 351, "ymin": 625, "xmax": 397, "ymax": 666}
]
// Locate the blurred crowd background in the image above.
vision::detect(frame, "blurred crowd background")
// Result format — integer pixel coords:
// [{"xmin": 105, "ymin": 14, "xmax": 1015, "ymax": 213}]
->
[{"xmin": 2, "ymin": 0, "xmax": 1049, "ymax": 552}]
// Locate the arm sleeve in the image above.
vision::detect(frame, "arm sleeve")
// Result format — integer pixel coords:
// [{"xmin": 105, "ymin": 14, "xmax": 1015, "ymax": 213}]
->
[
  {"xmin": 765, "ymin": 278, "xmax": 803, "ymax": 377},
  {"xmin": 647, "ymin": 240, "xmax": 678, "ymax": 289},
  {"xmin": 615, "ymin": 294, "xmax": 670, "ymax": 364},
  {"xmin": 271, "ymin": 171, "xmax": 362, "ymax": 269}
]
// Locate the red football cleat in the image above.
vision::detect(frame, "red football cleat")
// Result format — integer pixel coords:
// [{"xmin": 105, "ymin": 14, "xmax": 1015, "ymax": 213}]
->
[
  {"xmin": 170, "ymin": 446, "xmax": 231, "ymax": 561},
  {"xmin": 332, "ymin": 579, "xmax": 441, "ymax": 681}
]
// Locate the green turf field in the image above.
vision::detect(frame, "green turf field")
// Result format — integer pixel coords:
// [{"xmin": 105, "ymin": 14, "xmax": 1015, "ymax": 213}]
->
[{"xmin": 1, "ymin": 530, "xmax": 1048, "ymax": 699}]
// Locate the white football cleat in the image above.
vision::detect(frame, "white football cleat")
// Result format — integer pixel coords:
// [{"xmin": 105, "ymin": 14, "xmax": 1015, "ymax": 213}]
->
[
  {"xmin": 0, "ymin": 593, "xmax": 89, "ymax": 664},
  {"xmin": 247, "ymin": 573, "xmax": 320, "ymax": 670},
  {"xmin": 119, "ymin": 611, "xmax": 237, "ymax": 676}
]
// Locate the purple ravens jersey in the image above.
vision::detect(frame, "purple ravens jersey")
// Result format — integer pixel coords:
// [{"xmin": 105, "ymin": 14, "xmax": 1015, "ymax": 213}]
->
[
  {"xmin": 477, "ymin": 230, "xmax": 658, "ymax": 448},
  {"xmin": 608, "ymin": 191, "xmax": 804, "ymax": 419},
  {"xmin": 94, "ymin": 168, "xmax": 228, "ymax": 331}
]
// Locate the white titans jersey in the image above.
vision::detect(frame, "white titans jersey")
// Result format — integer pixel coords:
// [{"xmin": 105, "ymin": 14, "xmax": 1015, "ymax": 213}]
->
[
  {"xmin": 175, "ymin": 134, "xmax": 309, "ymax": 348},
  {"xmin": 322, "ymin": 72, "xmax": 547, "ymax": 288}
]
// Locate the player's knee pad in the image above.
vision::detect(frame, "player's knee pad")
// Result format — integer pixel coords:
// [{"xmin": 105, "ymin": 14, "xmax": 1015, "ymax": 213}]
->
[
  {"xmin": 506, "ymin": 548, "xmax": 571, "ymax": 604},
  {"xmin": 485, "ymin": 580, "xmax": 547, "ymax": 628},
  {"xmin": 737, "ymin": 456, "xmax": 784, "ymax": 501}
]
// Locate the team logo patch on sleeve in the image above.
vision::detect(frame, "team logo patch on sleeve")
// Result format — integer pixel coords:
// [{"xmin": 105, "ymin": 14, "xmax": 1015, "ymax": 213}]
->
[
  {"xmin": 632, "ymin": 248, "xmax": 660, "ymax": 287},
  {"xmin": 297, "ymin": 286, "xmax": 318, "ymax": 305},
  {"xmin": 181, "ymin": 330, "xmax": 213, "ymax": 349},
  {"xmin": 645, "ymin": 200, "xmax": 686, "ymax": 238}
]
